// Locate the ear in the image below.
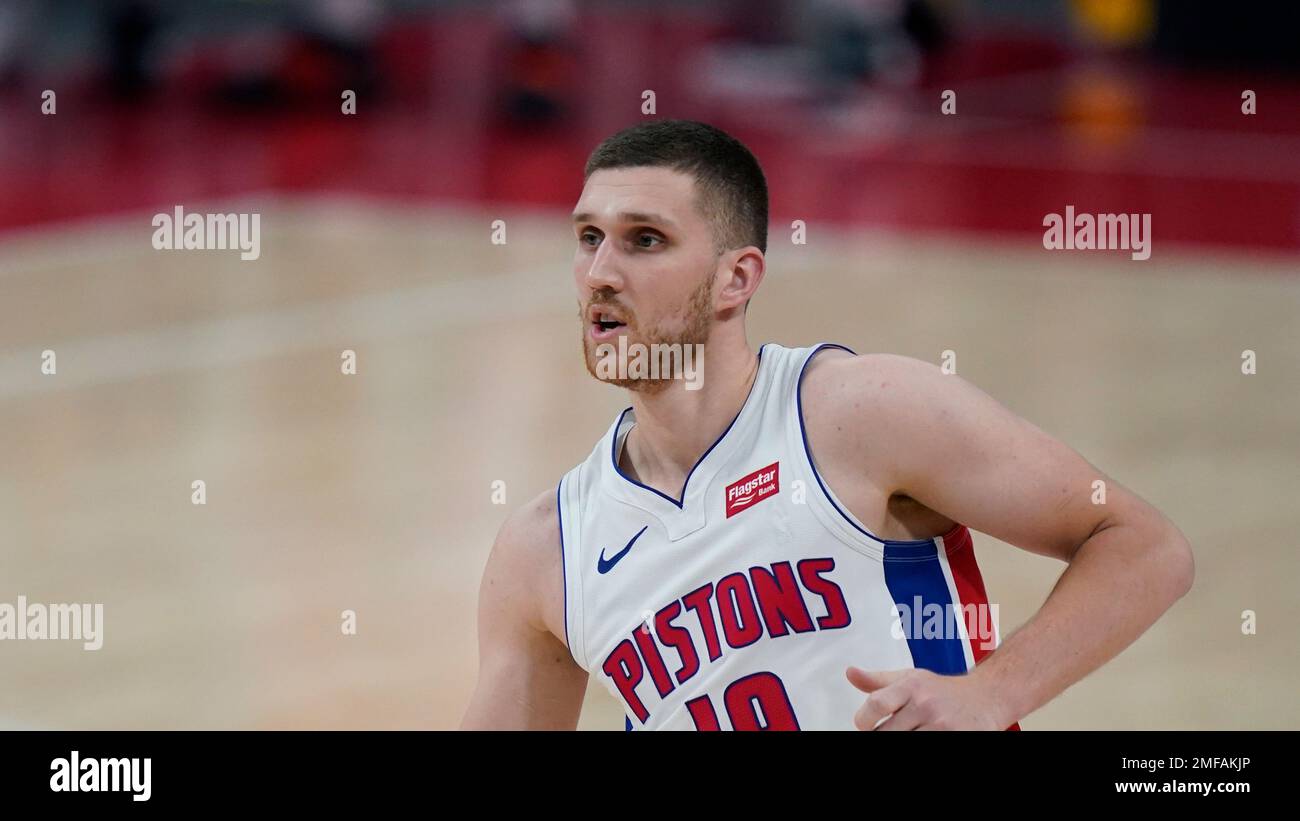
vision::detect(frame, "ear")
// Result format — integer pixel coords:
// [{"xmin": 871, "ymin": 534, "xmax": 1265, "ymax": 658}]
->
[{"xmin": 716, "ymin": 247, "xmax": 765, "ymax": 313}]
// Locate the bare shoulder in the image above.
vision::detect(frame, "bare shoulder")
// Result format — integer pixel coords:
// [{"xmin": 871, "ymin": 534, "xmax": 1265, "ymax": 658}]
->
[
  {"xmin": 800, "ymin": 350, "xmax": 1008, "ymax": 495},
  {"xmin": 464, "ymin": 486, "xmax": 586, "ymax": 729},
  {"xmin": 483, "ymin": 487, "xmax": 565, "ymax": 642},
  {"xmin": 496, "ymin": 486, "xmax": 560, "ymax": 556},
  {"xmin": 803, "ymin": 350, "xmax": 951, "ymax": 400},
  {"xmin": 801, "ymin": 350, "xmax": 964, "ymax": 438}
]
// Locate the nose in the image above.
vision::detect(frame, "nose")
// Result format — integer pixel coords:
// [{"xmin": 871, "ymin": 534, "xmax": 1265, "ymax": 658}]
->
[{"xmin": 583, "ymin": 236, "xmax": 624, "ymax": 292}]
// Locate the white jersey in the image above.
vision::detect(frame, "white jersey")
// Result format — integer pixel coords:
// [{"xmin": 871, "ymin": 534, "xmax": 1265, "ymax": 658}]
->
[{"xmin": 556, "ymin": 343, "xmax": 1008, "ymax": 730}]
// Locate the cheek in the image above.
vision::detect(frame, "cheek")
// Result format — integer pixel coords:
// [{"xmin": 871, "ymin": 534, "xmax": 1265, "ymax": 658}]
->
[
  {"xmin": 638, "ymin": 283, "xmax": 689, "ymax": 331},
  {"xmin": 573, "ymin": 263, "xmax": 597, "ymax": 299}
]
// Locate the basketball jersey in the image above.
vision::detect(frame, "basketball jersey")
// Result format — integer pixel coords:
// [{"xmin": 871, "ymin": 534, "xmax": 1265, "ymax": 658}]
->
[{"xmin": 556, "ymin": 343, "xmax": 1007, "ymax": 730}]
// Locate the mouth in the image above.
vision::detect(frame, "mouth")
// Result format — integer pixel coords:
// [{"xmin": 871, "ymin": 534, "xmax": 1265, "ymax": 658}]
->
[{"xmin": 587, "ymin": 306, "xmax": 630, "ymax": 340}]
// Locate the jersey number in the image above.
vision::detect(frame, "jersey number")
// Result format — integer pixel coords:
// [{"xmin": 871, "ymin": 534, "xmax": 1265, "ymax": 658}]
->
[{"xmin": 685, "ymin": 671, "xmax": 800, "ymax": 730}]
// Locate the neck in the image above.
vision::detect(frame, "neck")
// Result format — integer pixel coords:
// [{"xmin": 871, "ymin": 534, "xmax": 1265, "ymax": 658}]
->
[{"xmin": 620, "ymin": 328, "xmax": 760, "ymax": 492}]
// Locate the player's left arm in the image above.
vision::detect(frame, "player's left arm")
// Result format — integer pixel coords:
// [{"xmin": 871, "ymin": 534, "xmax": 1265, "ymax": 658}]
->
[{"xmin": 810, "ymin": 353, "xmax": 1195, "ymax": 730}]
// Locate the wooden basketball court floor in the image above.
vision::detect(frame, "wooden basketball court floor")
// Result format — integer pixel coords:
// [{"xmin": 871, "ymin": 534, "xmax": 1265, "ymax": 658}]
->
[{"xmin": 1, "ymin": 196, "xmax": 1296, "ymax": 730}]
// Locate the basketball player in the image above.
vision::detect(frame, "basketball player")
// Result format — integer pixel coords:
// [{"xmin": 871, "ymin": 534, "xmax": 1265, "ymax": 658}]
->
[{"xmin": 461, "ymin": 120, "xmax": 1194, "ymax": 730}]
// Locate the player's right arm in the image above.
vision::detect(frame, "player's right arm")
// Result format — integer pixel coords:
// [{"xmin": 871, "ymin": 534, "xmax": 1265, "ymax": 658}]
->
[{"xmin": 460, "ymin": 489, "xmax": 589, "ymax": 730}]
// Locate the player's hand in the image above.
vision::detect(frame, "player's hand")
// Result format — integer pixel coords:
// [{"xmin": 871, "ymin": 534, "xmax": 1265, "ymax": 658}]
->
[{"xmin": 845, "ymin": 666, "xmax": 1012, "ymax": 730}]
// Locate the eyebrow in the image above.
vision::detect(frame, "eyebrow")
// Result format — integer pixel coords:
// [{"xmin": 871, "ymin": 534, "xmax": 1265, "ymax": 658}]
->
[{"xmin": 571, "ymin": 211, "xmax": 678, "ymax": 230}]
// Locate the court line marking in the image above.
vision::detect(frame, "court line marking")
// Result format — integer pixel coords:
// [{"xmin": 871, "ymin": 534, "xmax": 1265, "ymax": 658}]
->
[
  {"xmin": 0, "ymin": 262, "xmax": 572, "ymax": 401},
  {"xmin": 0, "ymin": 192, "xmax": 563, "ymax": 277},
  {"xmin": 0, "ymin": 191, "xmax": 282, "ymax": 278},
  {"xmin": 4, "ymin": 195, "xmax": 1298, "ymax": 402}
]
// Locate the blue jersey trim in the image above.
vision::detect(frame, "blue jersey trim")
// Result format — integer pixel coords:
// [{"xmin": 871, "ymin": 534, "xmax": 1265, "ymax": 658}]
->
[
  {"xmin": 555, "ymin": 481, "xmax": 570, "ymax": 653},
  {"xmin": 882, "ymin": 541, "xmax": 970, "ymax": 674},
  {"xmin": 795, "ymin": 343, "xmax": 944, "ymax": 548}
]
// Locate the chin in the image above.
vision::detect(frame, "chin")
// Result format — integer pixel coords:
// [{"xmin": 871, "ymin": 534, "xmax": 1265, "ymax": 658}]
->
[{"xmin": 581, "ymin": 332, "xmax": 675, "ymax": 394}]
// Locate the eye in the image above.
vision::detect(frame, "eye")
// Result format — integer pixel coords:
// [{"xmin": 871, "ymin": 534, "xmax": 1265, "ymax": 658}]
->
[
  {"xmin": 579, "ymin": 230, "xmax": 602, "ymax": 247},
  {"xmin": 634, "ymin": 231, "xmax": 664, "ymax": 248}
]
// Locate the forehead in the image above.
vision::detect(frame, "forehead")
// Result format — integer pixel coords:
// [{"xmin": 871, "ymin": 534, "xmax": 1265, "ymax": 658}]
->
[{"xmin": 573, "ymin": 167, "xmax": 704, "ymax": 226}]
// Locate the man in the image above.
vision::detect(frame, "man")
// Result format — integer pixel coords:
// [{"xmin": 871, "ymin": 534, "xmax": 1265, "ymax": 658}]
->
[{"xmin": 460, "ymin": 119, "xmax": 1193, "ymax": 730}]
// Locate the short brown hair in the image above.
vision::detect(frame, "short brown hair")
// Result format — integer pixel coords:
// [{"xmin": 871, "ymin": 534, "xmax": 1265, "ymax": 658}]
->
[{"xmin": 584, "ymin": 119, "xmax": 768, "ymax": 255}]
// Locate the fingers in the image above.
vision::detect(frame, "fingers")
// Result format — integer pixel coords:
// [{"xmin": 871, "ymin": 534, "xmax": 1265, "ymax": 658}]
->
[
  {"xmin": 853, "ymin": 685, "xmax": 910, "ymax": 730},
  {"xmin": 845, "ymin": 666, "xmax": 906, "ymax": 694},
  {"xmin": 874, "ymin": 701, "xmax": 925, "ymax": 731}
]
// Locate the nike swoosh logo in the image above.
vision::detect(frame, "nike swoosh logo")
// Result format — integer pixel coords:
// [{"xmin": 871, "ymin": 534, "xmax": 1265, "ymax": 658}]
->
[{"xmin": 598, "ymin": 526, "xmax": 648, "ymax": 575}]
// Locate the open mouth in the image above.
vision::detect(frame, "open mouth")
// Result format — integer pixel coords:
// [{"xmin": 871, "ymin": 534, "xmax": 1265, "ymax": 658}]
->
[{"xmin": 589, "ymin": 307, "xmax": 629, "ymax": 337}]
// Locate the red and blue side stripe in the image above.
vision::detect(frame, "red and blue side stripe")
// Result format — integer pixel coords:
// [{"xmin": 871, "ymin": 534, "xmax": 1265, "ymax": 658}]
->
[{"xmin": 882, "ymin": 525, "xmax": 1020, "ymax": 730}]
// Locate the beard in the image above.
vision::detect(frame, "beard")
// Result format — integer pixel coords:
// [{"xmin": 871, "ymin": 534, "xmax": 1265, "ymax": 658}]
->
[{"xmin": 580, "ymin": 270, "xmax": 714, "ymax": 395}]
